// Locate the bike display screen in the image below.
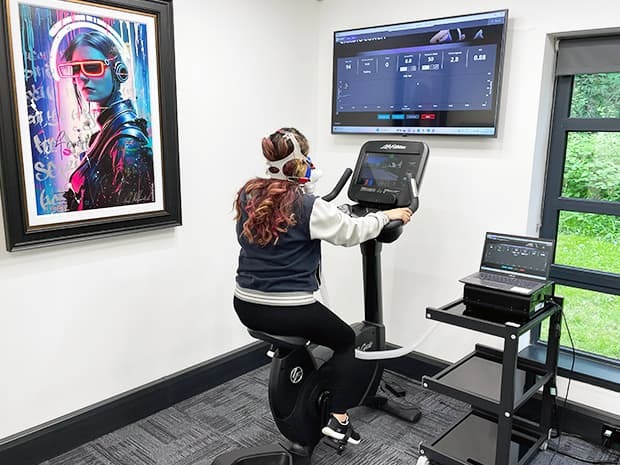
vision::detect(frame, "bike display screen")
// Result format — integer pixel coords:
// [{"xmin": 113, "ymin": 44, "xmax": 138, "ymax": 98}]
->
[{"xmin": 355, "ymin": 152, "xmax": 421, "ymax": 192}]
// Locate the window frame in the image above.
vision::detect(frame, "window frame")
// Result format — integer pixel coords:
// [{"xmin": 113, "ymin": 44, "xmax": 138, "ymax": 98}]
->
[{"xmin": 535, "ymin": 69, "xmax": 620, "ymax": 390}]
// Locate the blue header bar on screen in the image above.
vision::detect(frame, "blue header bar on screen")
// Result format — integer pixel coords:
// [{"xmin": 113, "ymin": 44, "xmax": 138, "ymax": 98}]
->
[{"xmin": 335, "ymin": 10, "xmax": 507, "ymax": 43}]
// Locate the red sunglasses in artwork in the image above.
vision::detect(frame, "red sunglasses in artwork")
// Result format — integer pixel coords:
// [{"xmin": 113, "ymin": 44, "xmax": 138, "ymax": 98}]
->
[{"xmin": 57, "ymin": 60, "xmax": 108, "ymax": 78}]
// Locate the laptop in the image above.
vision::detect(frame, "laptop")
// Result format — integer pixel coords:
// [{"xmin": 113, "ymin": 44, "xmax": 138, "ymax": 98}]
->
[{"xmin": 459, "ymin": 232, "xmax": 555, "ymax": 295}]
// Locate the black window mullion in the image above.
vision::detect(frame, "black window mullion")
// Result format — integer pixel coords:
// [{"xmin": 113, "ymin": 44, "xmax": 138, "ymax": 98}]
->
[
  {"xmin": 555, "ymin": 198, "xmax": 620, "ymax": 215},
  {"xmin": 540, "ymin": 76, "xmax": 573, "ymax": 240},
  {"xmin": 563, "ymin": 118, "xmax": 620, "ymax": 131},
  {"xmin": 550, "ymin": 264, "xmax": 620, "ymax": 295},
  {"xmin": 535, "ymin": 76, "xmax": 573, "ymax": 343}
]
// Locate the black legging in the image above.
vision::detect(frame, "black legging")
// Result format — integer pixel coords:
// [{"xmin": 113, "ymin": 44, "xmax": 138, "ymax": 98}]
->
[{"xmin": 234, "ymin": 296, "xmax": 357, "ymax": 413}]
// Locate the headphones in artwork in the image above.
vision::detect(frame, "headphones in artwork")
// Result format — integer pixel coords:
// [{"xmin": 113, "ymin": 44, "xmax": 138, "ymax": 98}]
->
[{"xmin": 107, "ymin": 55, "xmax": 129, "ymax": 83}]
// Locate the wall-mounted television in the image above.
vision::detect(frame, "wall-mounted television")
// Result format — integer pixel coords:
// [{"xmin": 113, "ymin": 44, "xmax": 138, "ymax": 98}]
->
[{"xmin": 331, "ymin": 10, "xmax": 508, "ymax": 136}]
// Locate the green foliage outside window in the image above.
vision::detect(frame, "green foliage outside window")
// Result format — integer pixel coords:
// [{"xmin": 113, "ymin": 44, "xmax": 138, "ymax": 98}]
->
[
  {"xmin": 555, "ymin": 225, "xmax": 620, "ymax": 274},
  {"xmin": 563, "ymin": 132, "xmax": 620, "ymax": 206},
  {"xmin": 570, "ymin": 73, "xmax": 620, "ymax": 118},
  {"xmin": 540, "ymin": 285, "xmax": 620, "ymax": 360},
  {"xmin": 560, "ymin": 74, "xmax": 620, "ymax": 243}
]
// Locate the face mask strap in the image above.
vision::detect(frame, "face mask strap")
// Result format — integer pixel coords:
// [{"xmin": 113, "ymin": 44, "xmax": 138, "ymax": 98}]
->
[{"xmin": 266, "ymin": 132, "xmax": 313, "ymax": 183}]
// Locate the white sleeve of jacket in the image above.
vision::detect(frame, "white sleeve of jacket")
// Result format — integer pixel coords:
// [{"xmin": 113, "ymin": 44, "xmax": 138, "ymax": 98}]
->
[{"xmin": 309, "ymin": 198, "xmax": 390, "ymax": 247}]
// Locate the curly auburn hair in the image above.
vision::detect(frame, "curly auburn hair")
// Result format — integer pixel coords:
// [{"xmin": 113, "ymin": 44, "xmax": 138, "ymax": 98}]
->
[{"xmin": 234, "ymin": 128, "xmax": 310, "ymax": 246}]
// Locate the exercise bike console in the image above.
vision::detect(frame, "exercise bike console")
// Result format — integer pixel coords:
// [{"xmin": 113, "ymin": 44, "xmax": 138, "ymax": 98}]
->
[
  {"xmin": 341, "ymin": 140, "xmax": 429, "ymax": 243},
  {"xmin": 348, "ymin": 140, "xmax": 428, "ymax": 211}
]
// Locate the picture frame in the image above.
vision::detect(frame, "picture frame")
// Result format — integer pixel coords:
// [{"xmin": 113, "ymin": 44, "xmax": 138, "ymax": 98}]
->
[{"xmin": 0, "ymin": 0, "xmax": 181, "ymax": 251}]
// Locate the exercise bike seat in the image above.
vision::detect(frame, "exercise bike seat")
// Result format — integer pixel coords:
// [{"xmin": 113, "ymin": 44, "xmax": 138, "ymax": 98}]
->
[{"xmin": 247, "ymin": 329, "xmax": 309, "ymax": 350}]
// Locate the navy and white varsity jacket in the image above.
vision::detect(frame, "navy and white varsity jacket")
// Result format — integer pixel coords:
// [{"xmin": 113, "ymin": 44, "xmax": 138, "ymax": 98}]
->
[{"xmin": 235, "ymin": 191, "xmax": 389, "ymax": 306}]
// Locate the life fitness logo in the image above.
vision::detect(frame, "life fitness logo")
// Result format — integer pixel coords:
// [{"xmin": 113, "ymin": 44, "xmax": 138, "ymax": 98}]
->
[
  {"xmin": 290, "ymin": 366, "xmax": 304, "ymax": 384},
  {"xmin": 379, "ymin": 143, "xmax": 407, "ymax": 150}
]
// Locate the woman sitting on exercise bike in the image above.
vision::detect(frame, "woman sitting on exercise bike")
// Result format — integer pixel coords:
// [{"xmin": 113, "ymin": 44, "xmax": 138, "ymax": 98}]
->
[{"xmin": 233, "ymin": 127, "xmax": 413, "ymax": 445}]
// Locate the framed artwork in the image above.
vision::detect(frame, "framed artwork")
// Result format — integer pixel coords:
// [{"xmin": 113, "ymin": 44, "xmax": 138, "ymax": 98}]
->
[{"xmin": 0, "ymin": 0, "xmax": 181, "ymax": 251}]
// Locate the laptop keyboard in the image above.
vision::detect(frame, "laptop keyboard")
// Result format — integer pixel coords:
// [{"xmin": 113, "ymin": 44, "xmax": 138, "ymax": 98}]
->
[{"xmin": 479, "ymin": 272, "xmax": 537, "ymax": 288}]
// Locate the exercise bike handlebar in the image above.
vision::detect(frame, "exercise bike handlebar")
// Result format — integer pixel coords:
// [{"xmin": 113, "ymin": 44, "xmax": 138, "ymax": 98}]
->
[
  {"xmin": 407, "ymin": 172, "xmax": 420, "ymax": 214},
  {"xmin": 380, "ymin": 173, "xmax": 419, "ymax": 232},
  {"xmin": 322, "ymin": 168, "xmax": 353, "ymax": 202}
]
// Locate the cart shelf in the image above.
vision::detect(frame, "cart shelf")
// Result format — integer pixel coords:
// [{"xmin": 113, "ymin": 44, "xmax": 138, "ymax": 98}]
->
[
  {"xmin": 421, "ymin": 412, "xmax": 544, "ymax": 465},
  {"xmin": 425, "ymin": 299, "xmax": 558, "ymax": 338},
  {"xmin": 422, "ymin": 345, "xmax": 552, "ymax": 414}
]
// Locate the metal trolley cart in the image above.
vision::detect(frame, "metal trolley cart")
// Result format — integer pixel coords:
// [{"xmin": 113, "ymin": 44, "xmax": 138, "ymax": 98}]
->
[{"xmin": 416, "ymin": 297, "xmax": 563, "ymax": 465}]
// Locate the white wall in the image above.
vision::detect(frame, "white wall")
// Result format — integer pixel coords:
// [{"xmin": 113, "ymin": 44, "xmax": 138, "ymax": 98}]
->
[
  {"xmin": 0, "ymin": 0, "xmax": 320, "ymax": 441},
  {"xmin": 1, "ymin": 0, "xmax": 619, "ymax": 443},
  {"xmin": 314, "ymin": 0, "xmax": 620, "ymax": 415}
]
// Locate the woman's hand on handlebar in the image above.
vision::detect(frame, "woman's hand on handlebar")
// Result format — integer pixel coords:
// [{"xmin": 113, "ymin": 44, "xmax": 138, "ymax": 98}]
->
[{"xmin": 383, "ymin": 207, "xmax": 413, "ymax": 225}]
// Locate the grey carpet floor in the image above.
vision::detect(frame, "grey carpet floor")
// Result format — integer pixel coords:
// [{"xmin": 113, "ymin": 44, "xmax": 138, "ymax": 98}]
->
[{"xmin": 38, "ymin": 366, "xmax": 619, "ymax": 465}]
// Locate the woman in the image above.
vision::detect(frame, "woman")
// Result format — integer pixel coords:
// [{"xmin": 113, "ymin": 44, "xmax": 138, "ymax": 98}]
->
[
  {"xmin": 58, "ymin": 31, "xmax": 154, "ymax": 211},
  {"xmin": 233, "ymin": 127, "xmax": 413, "ymax": 444}
]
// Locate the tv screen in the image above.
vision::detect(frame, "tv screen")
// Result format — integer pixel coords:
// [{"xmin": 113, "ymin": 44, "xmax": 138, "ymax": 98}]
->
[{"xmin": 331, "ymin": 10, "xmax": 508, "ymax": 136}]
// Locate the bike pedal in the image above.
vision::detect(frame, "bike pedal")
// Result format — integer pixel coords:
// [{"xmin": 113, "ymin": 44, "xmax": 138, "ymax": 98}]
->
[{"xmin": 323, "ymin": 437, "xmax": 348, "ymax": 454}]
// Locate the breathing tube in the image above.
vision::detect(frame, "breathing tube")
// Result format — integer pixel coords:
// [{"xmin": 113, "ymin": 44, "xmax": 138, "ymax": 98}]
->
[{"xmin": 354, "ymin": 323, "xmax": 438, "ymax": 360}]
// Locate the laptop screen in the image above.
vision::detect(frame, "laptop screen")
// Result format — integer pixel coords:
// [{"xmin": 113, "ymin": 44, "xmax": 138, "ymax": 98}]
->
[{"xmin": 480, "ymin": 233, "xmax": 555, "ymax": 280}]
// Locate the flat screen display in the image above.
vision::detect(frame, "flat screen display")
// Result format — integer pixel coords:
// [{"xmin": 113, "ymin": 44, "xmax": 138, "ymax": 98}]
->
[
  {"xmin": 482, "ymin": 233, "xmax": 555, "ymax": 279},
  {"xmin": 332, "ymin": 10, "xmax": 508, "ymax": 136},
  {"xmin": 355, "ymin": 153, "xmax": 421, "ymax": 190}
]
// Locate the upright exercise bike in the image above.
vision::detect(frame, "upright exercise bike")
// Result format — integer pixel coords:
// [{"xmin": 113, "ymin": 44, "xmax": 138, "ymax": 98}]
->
[{"xmin": 213, "ymin": 140, "xmax": 430, "ymax": 465}]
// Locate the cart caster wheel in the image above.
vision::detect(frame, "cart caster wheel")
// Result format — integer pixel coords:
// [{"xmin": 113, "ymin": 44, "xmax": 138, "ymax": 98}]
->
[
  {"xmin": 417, "ymin": 455, "xmax": 431, "ymax": 465},
  {"xmin": 540, "ymin": 441, "xmax": 548, "ymax": 451}
]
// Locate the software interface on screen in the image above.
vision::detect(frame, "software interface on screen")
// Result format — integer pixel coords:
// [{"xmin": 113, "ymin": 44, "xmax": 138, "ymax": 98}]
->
[
  {"xmin": 482, "ymin": 235, "xmax": 554, "ymax": 277},
  {"xmin": 332, "ymin": 10, "xmax": 507, "ymax": 135},
  {"xmin": 356, "ymin": 153, "xmax": 421, "ymax": 191}
]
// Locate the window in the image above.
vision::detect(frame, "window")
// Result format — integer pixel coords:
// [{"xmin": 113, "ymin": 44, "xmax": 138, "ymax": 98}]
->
[{"xmin": 539, "ymin": 36, "xmax": 620, "ymax": 387}]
